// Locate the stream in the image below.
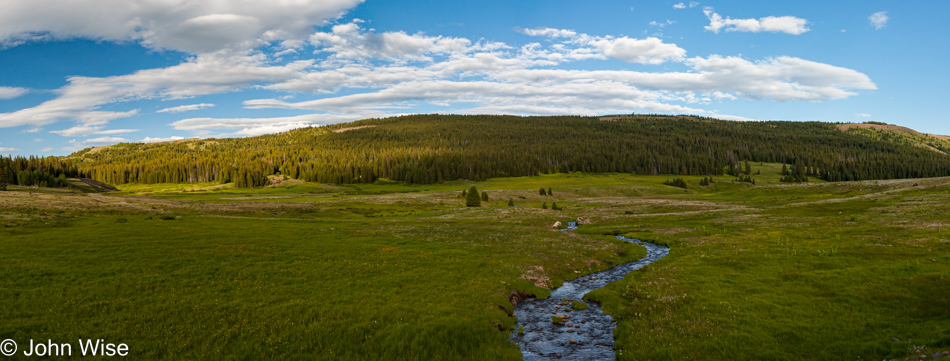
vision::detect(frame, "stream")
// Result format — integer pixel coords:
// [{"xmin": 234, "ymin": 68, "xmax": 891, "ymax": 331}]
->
[{"xmin": 509, "ymin": 222, "xmax": 670, "ymax": 360}]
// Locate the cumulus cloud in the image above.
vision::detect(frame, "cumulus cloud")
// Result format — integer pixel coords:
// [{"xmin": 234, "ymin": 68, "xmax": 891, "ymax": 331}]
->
[
  {"xmin": 157, "ymin": 103, "xmax": 216, "ymax": 113},
  {"xmin": 74, "ymin": 136, "xmax": 129, "ymax": 146},
  {"xmin": 704, "ymin": 8, "xmax": 809, "ymax": 35},
  {"xmin": 517, "ymin": 25, "xmax": 686, "ymax": 64},
  {"xmin": 170, "ymin": 113, "xmax": 387, "ymax": 137},
  {"xmin": 869, "ymin": 11, "xmax": 888, "ymax": 30},
  {"xmin": 309, "ymin": 22, "xmax": 472, "ymax": 61},
  {"xmin": 673, "ymin": 2, "xmax": 698, "ymax": 9},
  {"xmin": 140, "ymin": 136, "xmax": 186, "ymax": 143},
  {"xmin": 0, "ymin": 0, "xmax": 365, "ymax": 53},
  {"xmin": 0, "ymin": 86, "xmax": 28, "ymax": 99},
  {"xmin": 589, "ymin": 36, "xmax": 686, "ymax": 64},
  {"xmin": 517, "ymin": 27, "xmax": 577, "ymax": 38}
]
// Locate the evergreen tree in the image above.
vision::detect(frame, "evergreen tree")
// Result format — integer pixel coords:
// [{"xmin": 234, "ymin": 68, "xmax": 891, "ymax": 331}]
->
[
  {"xmin": 539, "ymin": 187, "xmax": 546, "ymax": 196},
  {"xmin": 0, "ymin": 166, "xmax": 5, "ymax": 191},
  {"xmin": 461, "ymin": 189, "xmax": 467, "ymax": 198},
  {"xmin": 481, "ymin": 191, "xmax": 488, "ymax": 202},
  {"xmin": 507, "ymin": 198, "xmax": 514, "ymax": 207},
  {"xmin": 542, "ymin": 202, "xmax": 548, "ymax": 209},
  {"xmin": 465, "ymin": 186, "xmax": 481, "ymax": 207},
  {"xmin": 547, "ymin": 187, "xmax": 552, "ymax": 195},
  {"xmin": 744, "ymin": 160, "xmax": 751, "ymax": 175},
  {"xmin": 663, "ymin": 178, "xmax": 687, "ymax": 189},
  {"xmin": 551, "ymin": 202, "xmax": 559, "ymax": 210}
]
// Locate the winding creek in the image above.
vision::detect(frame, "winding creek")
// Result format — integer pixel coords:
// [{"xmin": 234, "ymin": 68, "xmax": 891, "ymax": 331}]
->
[{"xmin": 510, "ymin": 222, "xmax": 670, "ymax": 360}]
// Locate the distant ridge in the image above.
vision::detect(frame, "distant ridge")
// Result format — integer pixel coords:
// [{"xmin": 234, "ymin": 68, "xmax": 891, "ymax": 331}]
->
[{"xmin": 57, "ymin": 114, "xmax": 950, "ymax": 188}]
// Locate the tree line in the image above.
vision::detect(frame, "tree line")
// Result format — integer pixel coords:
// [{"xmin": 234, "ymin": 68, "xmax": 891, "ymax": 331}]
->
[
  {"xmin": 0, "ymin": 155, "xmax": 78, "ymax": 189},
  {"xmin": 8, "ymin": 114, "xmax": 950, "ymax": 189}
]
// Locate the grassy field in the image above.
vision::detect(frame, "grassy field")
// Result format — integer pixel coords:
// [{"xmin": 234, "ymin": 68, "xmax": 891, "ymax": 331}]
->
[{"xmin": 1, "ymin": 163, "xmax": 948, "ymax": 360}]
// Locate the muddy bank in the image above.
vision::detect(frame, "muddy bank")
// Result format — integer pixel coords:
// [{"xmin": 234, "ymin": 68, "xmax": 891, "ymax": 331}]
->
[{"xmin": 510, "ymin": 224, "xmax": 669, "ymax": 360}]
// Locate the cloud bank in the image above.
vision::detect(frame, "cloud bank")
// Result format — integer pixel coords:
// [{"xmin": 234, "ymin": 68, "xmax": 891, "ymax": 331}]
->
[{"xmin": 0, "ymin": 2, "xmax": 875, "ymax": 143}]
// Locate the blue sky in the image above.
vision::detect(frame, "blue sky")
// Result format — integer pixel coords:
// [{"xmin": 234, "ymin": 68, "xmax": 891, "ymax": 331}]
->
[{"xmin": 0, "ymin": 0, "xmax": 946, "ymax": 156}]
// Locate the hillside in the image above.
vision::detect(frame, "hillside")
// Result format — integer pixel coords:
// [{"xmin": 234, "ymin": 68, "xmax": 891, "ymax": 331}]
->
[
  {"xmin": 4, "ymin": 115, "xmax": 950, "ymax": 189},
  {"xmin": 838, "ymin": 122, "xmax": 950, "ymax": 155},
  {"xmin": 58, "ymin": 115, "xmax": 950, "ymax": 187}
]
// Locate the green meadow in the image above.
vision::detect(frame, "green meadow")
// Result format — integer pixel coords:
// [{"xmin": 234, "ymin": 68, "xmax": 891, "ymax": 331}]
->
[{"xmin": 1, "ymin": 163, "xmax": 948, "ymax": 360}]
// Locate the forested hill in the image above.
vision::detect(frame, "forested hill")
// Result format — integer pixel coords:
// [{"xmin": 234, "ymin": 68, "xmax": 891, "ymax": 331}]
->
[{"xmin": 5, "ymin": 114, "xmax": 950, "ymax": 188}]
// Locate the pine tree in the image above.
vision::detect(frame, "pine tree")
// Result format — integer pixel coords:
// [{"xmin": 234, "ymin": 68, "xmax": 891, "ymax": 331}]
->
[
  {"xmin": 481, "ymin": 191, "xmax": 488, "ymax": 202},
  {"xmin": 548, "ymin": 187, "xmax": 552, "ymax": 195},
  {"xmin": 465, "ymin": 186, "xmax": 481, "ymax": 207},
  {"xmin": 507, "ymin": 198, "xmax": 514, "ymax": 207},
  {"xmin": 539, "ymin": 187, "xmax": 546, "ymax": 196},
  {"xmin": 0, "ymin": 166, "xmax": 5, "ymax": 191},
  {"xmin": 744, "ymin": 160, "xmax": 751, "ymax": 176},
  {"xmin": 541, "ymin": 202, "xmax": 548, "ymax": 209},
  {"xmin": 461, "ymin": 189, "xmax": 467, "ymax": 198},
  {"xmin": 551, "ymin": 202, "xmax": 558, "ymax": 210}
]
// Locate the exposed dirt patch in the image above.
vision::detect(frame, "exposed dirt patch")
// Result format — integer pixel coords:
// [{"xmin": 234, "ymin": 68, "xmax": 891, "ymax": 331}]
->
[{"xmin": 519, "ymin": 265, "xmax": 550, "ymax": 288}]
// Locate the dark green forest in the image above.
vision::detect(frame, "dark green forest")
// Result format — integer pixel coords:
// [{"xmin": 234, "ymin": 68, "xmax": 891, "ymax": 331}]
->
[{"xmin": 4, "ymin": 114, "xmax": 950, "ymax": 188}]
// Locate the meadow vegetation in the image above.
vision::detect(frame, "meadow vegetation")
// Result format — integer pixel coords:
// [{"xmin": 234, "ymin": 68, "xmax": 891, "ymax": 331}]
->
[{"xmin": 1, "ymin": 162, "xmax": 948, "ymax": 360}]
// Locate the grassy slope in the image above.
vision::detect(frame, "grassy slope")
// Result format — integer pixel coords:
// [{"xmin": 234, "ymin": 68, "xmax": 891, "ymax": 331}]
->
[{"xmin": 1, "ymin": 164, "xmax": 949, "ymax": 360}]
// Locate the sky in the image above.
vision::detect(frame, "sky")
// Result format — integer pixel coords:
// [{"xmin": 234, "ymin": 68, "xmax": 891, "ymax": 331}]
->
[{"xmin": 0, "ymin": 0, "xmax": 947, "ymax": 156}]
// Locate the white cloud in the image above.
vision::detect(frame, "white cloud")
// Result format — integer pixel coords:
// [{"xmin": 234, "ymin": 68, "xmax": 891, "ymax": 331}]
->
[
  {"xmin": 76, "ymin": 136, "xmax": 129, "ymax": 145},
  {"xmin": 140, "ymin": 136, "xmax": 186, "ymax": 143},
  {"xmin": 674, "ymin": 3, "xmax": 687, "ymax": 9},
  {"xmin": 41, "ymin": 147, "xmax": 53, "ymax": 152},
  {"xmin": 869, "ymin": 11, "xmax": 888, "ymax": 30},
  {"xmin": 48, "ymin": 110, "xmax": 140, "ymax": 137},
  {"xmin": 0, "ymin": 147, "xmax": 19, "ymax": 152},
  {"xmin": 517, "ymin": 27, "xmax": 578, "ymax": 38},
  {"xmin": 1, "ymin": 53, "xmax": 310, "ymax": 131},
  {"xmin": 0, "ymin": 13, "xmax": 876, "ymax": 138},
  {"xmin": 170, "ymin": 113, "xmax": 384, "ymax": 137},
  {"xmin": 0, "ymin": 86, "xmax": 28, "ymax": 99},
  {"xmin": 157, "ymin": 103, "xmax": 216, "ymax": 113},
  {"xmin": 855, "ymin": 113, "xmax": 872, "ymax": 117},
  {"xmin": 516, "ymin": 25, "xmax": 686, "ymax": 65},
  {"xmin": 704, "ymin": 8, "xmax": 809, "ymax": 35},
  {"xmin": 51, "ymin": 125, "xmax": 140, "ymax": 137},
  {"xmin": 588, "ymin": 37, "xmax": 686, "ymax": 64},
  {"xmin": 310, "ymin": 21, "xmax": 472, "ymax": 61},
  {"xmin": 0, "ymin": 0, "xmax": 365, "ymax": 53}
]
